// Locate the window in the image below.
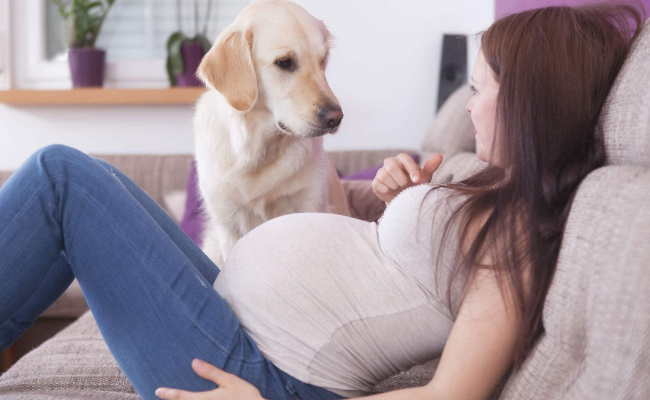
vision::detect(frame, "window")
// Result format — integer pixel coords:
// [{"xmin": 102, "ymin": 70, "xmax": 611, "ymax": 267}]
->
[{"xmin": 12, "ymin": 0, "xmax": 249, "ymax": 89}]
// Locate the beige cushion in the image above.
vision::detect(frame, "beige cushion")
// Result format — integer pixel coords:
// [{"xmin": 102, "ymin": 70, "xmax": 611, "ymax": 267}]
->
[
  {"xmin": 162, "ymin": 190, "xmax": 188, "ymax": 224},
  {"xmin": 0, "ymin": 312, "xmax": 137, "ymax": 400},
  {"xmin": 599, "ymin": 20, "xmax": 650, "ymax": 167},
  {"xmin": 40, "ymin": 280, "xmax": 88, "ymax": 319},
  {"xmin": 430, "ymin": 151, "xmax": 487, "ymax": 184},
  {"xmin": 499, "ymin": 166, "xmax": 650, "ymax": 399},
  {"xmin": 420, "ymin": 84, "xmax": 475, "ymax": 163}
]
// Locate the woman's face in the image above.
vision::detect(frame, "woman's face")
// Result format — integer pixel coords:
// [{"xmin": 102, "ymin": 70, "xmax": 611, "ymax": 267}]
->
[{"xmin": 465, "ymin": 50, "xmax": 500, "ymax": 165}]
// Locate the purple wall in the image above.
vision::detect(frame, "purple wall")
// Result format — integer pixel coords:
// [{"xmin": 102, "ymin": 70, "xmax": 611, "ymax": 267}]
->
[{"xmin": 496, "ymin": 0, "xmax": 650, "ymax": 19}]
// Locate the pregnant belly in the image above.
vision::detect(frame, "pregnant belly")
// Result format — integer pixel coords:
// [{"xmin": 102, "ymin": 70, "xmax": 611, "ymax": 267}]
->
[{"xmin": 213, "ymin": 213, "xmax": 453, "ymax": 395}]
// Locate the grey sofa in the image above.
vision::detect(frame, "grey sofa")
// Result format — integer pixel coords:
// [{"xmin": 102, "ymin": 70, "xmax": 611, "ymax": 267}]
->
[{"xmin": 1, "ymin": 19, "xmax": 650, "ymax": 400}]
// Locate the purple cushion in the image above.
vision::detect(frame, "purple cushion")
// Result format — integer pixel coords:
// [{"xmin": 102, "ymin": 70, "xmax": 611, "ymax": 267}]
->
[
  {"xmin": 340, "ymin": 153, "xmax": 420, "ymax": 180},
  {"xmin": 179, "ymin": 162, "xmax": 207, "ymax": 246}
]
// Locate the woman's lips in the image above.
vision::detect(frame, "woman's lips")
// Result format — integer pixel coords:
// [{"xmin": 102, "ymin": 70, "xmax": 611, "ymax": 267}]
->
[{"xmin": 474, "ymin": 129, "xmax": 477, "ymax": 135}]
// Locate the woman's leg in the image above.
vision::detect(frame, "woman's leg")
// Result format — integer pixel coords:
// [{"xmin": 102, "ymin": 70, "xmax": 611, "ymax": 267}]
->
[
  {"xmin": 1, "ymin": 156, "xmax": 218, "ymax": 343},
  {"xmin": 91, "ymin": 156, "xmax": 218, "ymax": 283},
  {"xmin": 0, "ymin": 145, "xmax": 292, "ymax": 400}
]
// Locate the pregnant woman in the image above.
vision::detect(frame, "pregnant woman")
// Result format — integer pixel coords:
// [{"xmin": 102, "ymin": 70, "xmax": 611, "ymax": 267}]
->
[{"xmin": 0, "ymin": 2, "xmax": 644, "ymax": 400}]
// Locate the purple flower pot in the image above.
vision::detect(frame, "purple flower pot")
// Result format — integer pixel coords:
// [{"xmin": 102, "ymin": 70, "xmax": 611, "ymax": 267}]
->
[
  {"xmin": 174, "ymin": 43, "xmax": 205, "ymax": 87},
  {"xmin": 68, "ymin": 48, "xmax": 106, "ymax": 87}
]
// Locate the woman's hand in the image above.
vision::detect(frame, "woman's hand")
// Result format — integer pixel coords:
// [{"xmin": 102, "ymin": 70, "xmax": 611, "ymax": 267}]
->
[
  {"xmin": 155, "ymin": 359, "xmax": 265, "ymax": 400},
  {"xmin": 372, "ymin": 153, "xmax": 443, "ymax": 204}
]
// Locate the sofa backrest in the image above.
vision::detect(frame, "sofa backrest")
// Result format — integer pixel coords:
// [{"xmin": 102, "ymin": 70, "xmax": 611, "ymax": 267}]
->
[
  {"xmin": 499, "ymin": 165, "xmax": 650, "ymax": 399},
  {"xmin": 421, "ymin": 85, "xmax": 485, "ymax": 183},
  {"xmin": 421, "ymin": 84, "xmax": 475, "ymax": 161},
  {"xmin": 599, "ymin": 20, "xmax": 650, "ymax": 167},
  {"xmin": 500, "ymin": 19, "xmax": 650, "ymax": 399},
  {"xmin": 0, "ymin": 154, "xmax": 194, "ymax": 216}
]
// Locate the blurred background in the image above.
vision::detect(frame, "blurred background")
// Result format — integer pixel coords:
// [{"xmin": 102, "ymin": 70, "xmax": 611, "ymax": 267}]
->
[{"xmin": 0, "ymin": 0, "xmax": 647, "ymax": 170}]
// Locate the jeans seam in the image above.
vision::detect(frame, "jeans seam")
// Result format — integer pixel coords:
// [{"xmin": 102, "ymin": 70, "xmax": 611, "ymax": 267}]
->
[
  {"xmin": 0, "ymin": 180, "xmax": 53, "ymax": 240},
  {"xmin": 57, "ymin": 176, "xmax": 264, "ymax": 365}
]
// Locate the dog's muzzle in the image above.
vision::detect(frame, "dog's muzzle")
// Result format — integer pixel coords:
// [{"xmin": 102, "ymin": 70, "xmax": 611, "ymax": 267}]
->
[{"xmin": 317, "ymin": 106, "xmax": 344, "ymax": 130}]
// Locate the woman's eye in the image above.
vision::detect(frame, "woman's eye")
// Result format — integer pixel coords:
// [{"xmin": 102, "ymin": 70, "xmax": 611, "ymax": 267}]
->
[
  {"xmin": 275, "ymin": 58, "xmax": 295, "ymax": 71},
  {"xmin": 470, "ymin": 85, "xmax": 478, "ymax": 94}
]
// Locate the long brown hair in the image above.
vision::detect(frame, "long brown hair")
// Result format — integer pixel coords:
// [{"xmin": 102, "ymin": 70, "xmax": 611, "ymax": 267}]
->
[{"xmin": 432, "ymin": 2, "xmax": 645, "ymax": 369}]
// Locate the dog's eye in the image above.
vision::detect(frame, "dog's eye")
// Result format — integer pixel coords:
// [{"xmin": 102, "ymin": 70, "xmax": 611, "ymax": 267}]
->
[{"xmin": 275, "ymin": 58, "xmax": 295, "ymax": 71}]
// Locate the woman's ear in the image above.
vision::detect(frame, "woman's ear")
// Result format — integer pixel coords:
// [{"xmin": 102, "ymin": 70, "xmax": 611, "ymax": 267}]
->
[{"xmin": 198, "ymin": 28, "xmax": 257, "ymax": 112}]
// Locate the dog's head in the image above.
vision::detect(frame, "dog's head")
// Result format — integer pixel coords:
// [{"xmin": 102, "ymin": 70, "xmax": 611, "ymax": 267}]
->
[{"xmin": 198, "ymin": 0, "xmax": 343, "ymax": 138}]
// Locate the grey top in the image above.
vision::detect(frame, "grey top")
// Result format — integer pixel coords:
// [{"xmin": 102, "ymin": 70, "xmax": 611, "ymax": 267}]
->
[{"xmin": 214, "ymin": 184, "xmax": 466, "ymax": 397}]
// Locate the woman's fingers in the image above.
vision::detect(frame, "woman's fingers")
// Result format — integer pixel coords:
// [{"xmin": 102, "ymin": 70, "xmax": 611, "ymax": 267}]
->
[
  {"xmin": 376, "ymin": 167, "xmax": 399, "ymax": 189},
  {"xmin": 383, "ymin": 156, "xmax": 409, "ymax": 186},
  {"xmin": 191, "ymin": 359, "xmax": 230, "ymax": 385},
  {"xmin": 156, "ymin": 360, "xmax": 264, "ymax": 400},
  {"xmin": 421, "ymin": 153, "xmax": 443, "ymax": 183},
  {"xmin": 395, "ymin": 153, "xmax": 422, "ymax": 183},
  {"xmin": 372, "ymin": 152, "xmax": 437, "ymax": 204},
  {"xmin": 372, "ymin": 177, "xmax": 391, "ymax": 195},
  {"xmin": 155, "ymin": 387, "xmax": 199, "ymax": 400}
]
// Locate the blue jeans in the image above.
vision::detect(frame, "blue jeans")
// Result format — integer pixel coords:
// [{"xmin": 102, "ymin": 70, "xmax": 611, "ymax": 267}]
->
[{"xmin": 0, "ymin": 145, "xmax": 344, "ymax": 400}]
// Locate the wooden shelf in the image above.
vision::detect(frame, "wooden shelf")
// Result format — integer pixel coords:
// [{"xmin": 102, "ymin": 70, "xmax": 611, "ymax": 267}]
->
[{"xmin": 0, "ymin": 88, "xmax": 207, "ymax": 106}]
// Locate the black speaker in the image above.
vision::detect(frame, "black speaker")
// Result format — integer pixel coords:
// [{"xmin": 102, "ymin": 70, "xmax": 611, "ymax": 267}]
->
[{"xmin": 436, "ymin": 34, "xmax": 467, "ymax": 112}]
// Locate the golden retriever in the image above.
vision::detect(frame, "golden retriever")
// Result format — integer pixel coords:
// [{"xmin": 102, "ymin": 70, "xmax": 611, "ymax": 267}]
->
[{"xmin": 194, "ymin": 0, "xmax": 349, "ymax": 266}]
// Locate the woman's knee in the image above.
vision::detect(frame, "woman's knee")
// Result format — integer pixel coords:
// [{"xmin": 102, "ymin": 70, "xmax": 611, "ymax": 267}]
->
[
  {"xmin": 32, "ymin": 144, "xmax": 91, "ymax": 176},
  {"xmin": 36, "ymin": 144, "xmax": 86, "ymax": 163}
]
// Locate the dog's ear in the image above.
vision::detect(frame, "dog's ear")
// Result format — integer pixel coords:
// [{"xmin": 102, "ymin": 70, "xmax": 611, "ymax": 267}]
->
[{"xmin": 198, "ymin": 28, "xmax": 257, "ymax": 112}]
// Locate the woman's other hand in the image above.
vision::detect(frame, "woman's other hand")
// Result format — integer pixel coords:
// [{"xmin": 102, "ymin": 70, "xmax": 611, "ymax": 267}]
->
[
  {"xmin": 372, "ymin": 153, "xmax": 443, "ymax": 204},
  {"xmin": 155, "ymin": 359, "xmax": 265, "ymax": 400}
]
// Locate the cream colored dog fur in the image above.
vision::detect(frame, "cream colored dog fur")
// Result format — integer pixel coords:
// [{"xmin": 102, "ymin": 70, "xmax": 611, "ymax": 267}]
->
[{"xmin": 194, "ymin": 0, "xmax": 349, "ymax": 266}]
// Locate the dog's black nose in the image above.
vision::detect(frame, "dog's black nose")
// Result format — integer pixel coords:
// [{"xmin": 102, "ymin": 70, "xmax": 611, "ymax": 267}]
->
[{"xmin": 318, "ymin": 106, "xmax": 344, "ymax": 129}]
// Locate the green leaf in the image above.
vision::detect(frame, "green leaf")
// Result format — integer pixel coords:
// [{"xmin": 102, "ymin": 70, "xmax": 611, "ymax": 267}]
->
[
  {"xmin": 192, "ymin": 33, "xmax": 213, "ymax": 54},
  {"xmin": 85, "ymin": 2, "xmax": 104, "ymax": 14},
  {"xmin": 166, "ymin": 31, "xmax": 189, "ymax": 74},
  {"xmin": 166, "ymin": 31, "xmax": 188, "ymax": 51},
  {"xmin": 72, "ymin": 1, "xmax": 91, "ymax": 46},
  {"xmin": 51, "ymin": 0, "xmax": 71, "ymax": 19},
  {"xmin": 57, "ymin": 0, "xmax": 116, "ymax": 48},
  {"xmin": 166, "ymin": 56, "xmax": 177, "ymax": 87}
]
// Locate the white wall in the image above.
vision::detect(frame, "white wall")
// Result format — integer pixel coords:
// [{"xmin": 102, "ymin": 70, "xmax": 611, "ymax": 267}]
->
[
  {"xmin": 296, "ymin": 0, "xmax": 493, "ymax": 152},
  {"xmin": 0, "ymin": 0, "xmax": 494, "ymax": 170}
]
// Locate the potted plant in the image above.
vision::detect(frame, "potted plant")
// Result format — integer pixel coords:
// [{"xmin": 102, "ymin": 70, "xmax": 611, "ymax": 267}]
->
[
  {"xmin": 51, "ymin": 0, "xmax": 116, "ymax": 87},
  {"xmin": 166, "ymin": 0, "xmax": 213, "ymax": 87}
]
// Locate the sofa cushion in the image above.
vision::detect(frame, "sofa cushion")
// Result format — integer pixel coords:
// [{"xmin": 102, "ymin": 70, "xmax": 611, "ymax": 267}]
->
[
  {"xmin": 599, "ymin": 20, "xmax": 650, "ymax": 167},
  {"xmin": 430, "ymin": 151, "xmax": 487, "ymax": 184},
  {"xmin": 498, "ymin": 166, "xmax": 650, "ymax": 399},
  {"xmin": 0, "ymin": 310, "xmax": 506, "ymax": 399},
  {"xmin": 0, "ymin": 312, "xmax": 137, "ymax": 400},
  {"xmin": 162, "ymin": 190, "xmax": 187, "ymax": 223},
  {"xmin": 40, "ymin": 280, "xmax": 88, "ymax": 319},
  {"xmin": 421, "ymin": 84, "xmax": 475, "ymax": 163}
]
